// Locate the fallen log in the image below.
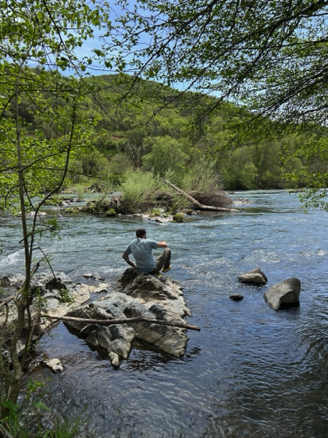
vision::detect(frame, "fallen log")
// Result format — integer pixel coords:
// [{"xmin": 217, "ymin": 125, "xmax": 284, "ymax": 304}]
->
[
  {"xmin": 161, "ymin": 178, "xmax": 238, "ymax": 212},
  {"xmin": 40, "ymin": 314, "xmax": 201, "ymax": 331}
]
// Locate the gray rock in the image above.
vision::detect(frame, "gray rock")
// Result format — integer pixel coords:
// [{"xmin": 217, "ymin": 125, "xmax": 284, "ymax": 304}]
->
[
  {"xmin": 65, "ymin": 268, "xmax": 191, "ymax": 366},
  {"xmin": 238, "ymin": 268, "xmax": 268, "ymax": 285},
  {"xmin": 0, "ymin": 274, "xmax": 25, "ymax": 287},
  {"xmin": 0, "ymin": 276, "xmax": 11, "ymax": 287},
  {"xmin": 229, "ymin": 294, "xmax": 244, "ymax": 301},
  {"xmin": 264, "ymin": 277, "xmax": 301, "ymax": 311},
  {"xmin": 0, "ymin": 271, "xmax": 92, "ymax": 361},
  {"xmin": 83, "ymin": 273, "xmax": 105, "ymax": 281},
  {"xmin": 45, "ymin": 298, "xmax": 61, "ymax": 310},
  {"xmin": 1, "ymin": 268, "xmax": 192, "ymax": 368},
  {"xmin": 45, "ymin": 277, "xmax": 67, "ymax": 291}
]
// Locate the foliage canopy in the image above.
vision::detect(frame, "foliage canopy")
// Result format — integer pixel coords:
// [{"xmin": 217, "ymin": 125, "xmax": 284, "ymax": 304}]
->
[{"xmin": 110, "ymin": 0, "xmax": 328, "ymax": 125}]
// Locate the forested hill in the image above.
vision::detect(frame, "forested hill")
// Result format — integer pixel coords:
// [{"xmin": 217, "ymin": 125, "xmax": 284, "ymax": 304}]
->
[{"xmin": 11, "ymin": 71, "xmax": 327, "ymax": 192}]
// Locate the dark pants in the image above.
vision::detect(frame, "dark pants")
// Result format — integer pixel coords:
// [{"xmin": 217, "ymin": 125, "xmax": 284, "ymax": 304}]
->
[{"xmin": 152, "ymin": 248, "xmax": 171, "ymax": 274}]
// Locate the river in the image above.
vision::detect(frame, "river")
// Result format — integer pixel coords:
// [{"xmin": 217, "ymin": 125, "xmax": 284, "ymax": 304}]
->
[{"xmin": 1, "ymin": 190, "xmax": 328, "ymax": 437}]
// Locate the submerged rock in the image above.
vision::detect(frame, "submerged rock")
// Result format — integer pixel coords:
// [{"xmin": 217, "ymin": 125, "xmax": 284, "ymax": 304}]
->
[
  {"xmin": 65, "ymin": 268, "xmax": 192, "ymax": 367},
  {"xmin": 264, "ymin": 277, "xmax": 301, "ymax": 311}
]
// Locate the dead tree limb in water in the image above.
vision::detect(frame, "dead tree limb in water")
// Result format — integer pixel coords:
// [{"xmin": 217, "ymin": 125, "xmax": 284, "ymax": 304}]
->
[
  {"xmin": 161, "ymin": 178, "xmax": 238, "ymax": 212},
  {"xmin": 41, "ymin": 314, "xmax": 201, "ymax": 331}
]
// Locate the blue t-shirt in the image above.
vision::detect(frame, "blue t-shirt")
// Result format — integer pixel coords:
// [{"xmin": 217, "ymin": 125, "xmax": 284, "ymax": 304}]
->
[{"xmin": 123, "ymin": 238, "xmax": 158, "ymax": 273}]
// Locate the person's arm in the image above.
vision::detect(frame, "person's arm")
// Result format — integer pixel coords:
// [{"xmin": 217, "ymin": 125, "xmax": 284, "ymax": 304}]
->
[
  {"xmin": 157, "ymin": 240, "xmax": 167, "ymax": 248},
  {"xmin": 122, "ymin": 251, "xmax": 136, "ymax": 268}
]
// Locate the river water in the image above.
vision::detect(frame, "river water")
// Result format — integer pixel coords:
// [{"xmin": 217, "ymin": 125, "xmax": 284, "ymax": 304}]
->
[{"xmin": 1, "ymin": 190, "xmax": 328, "ymax": 437}]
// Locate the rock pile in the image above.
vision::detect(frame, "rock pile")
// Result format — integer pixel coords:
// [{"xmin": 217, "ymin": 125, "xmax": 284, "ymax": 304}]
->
[{"xmin": 65, "ymin": 268, "xmax": 192, "ymax": 367}]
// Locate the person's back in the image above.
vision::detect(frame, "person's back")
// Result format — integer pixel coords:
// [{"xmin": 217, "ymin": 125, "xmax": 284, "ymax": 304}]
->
[
  {"xmin": 122, "ymin": 227, "xmax": 171, "ymax": 274},
  {"xmin": 125, "ymin": 237, "xmax": 158, "ymax": 273}
]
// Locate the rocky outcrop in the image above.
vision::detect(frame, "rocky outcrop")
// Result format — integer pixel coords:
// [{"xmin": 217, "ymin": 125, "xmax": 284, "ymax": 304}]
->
[
  {"xmin": 238, "ymin": 268, "xmax": 268, "ymax": 285},
  {"xmin": 0, "ymin": 269, "xmax": 194, "ymax": 367},
  {"xmin": 0, "ymin": 272, "xmax": 103, "ymax": 351},
  {"xmin": 65, "ymin": 268, "xmax": 192, "ymax": 367},
  {"xmin": 264, "ymin": 277, "xmax": 301, "ymax": 310}
]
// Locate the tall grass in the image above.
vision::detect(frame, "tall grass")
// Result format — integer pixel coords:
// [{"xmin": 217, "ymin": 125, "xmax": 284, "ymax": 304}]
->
[
  {"xmin": 120, "ymin": 170, "xmax": 160, "ymax": 212},
  {"xmin": 75, "ymin": 184, "xmax": 86, "ymax": 201}
]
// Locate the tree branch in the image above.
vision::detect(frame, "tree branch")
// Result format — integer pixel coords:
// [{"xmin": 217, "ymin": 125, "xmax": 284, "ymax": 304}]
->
[
  {"xmin": 161, "ymin": 178, "xmax": 239, "ymax": 212},
  {"xmin": 40, "ymin": 314, "xmax": 201, "ymax": 331}
]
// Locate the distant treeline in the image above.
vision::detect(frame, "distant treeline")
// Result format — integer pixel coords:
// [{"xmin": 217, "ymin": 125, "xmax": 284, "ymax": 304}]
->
[{"xmin": 12, "ymin": 71, "xmax": 328, "ymax": 192}]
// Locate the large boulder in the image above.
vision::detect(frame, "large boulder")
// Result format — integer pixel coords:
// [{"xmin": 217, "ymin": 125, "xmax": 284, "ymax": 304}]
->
[
  {"xmin": 238, "ymin": 268, "xmax": 268, "ymax": 285},
  {"xmin": 65, "ymin": 268, "xmax": 191, "ymax": 366},
  {"xmin": 264, "ymin": 277, "xmax": 301, "ymax": 310}
]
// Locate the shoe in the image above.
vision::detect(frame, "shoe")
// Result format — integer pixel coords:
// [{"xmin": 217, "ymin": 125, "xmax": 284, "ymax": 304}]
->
[{"xmin": 162, "ymin": 265, "xmax": 171, "ymax": 273}]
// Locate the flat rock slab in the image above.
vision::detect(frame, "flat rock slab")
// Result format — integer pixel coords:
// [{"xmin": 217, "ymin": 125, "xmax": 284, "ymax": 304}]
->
[{"xmin": 264, "ymin": 277, "xmax": 301, "ymax": 311}]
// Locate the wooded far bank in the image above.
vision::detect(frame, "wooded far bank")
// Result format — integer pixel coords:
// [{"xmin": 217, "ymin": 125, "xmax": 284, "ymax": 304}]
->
[{"xmin": 3, "ymin": 70, "xmax": 328, "ymax": 203}]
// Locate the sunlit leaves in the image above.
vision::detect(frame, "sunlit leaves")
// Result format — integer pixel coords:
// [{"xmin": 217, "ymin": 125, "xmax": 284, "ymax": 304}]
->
[
  {"xmin": 0, "ymin": 0, "xmax": 112, "ymax": 73},
  {"xmin": 108, "ymin": 0, "xmax": 328, "ymax": 125}
]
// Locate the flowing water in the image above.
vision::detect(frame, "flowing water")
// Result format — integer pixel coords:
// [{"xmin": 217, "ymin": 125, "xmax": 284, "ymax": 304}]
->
[{"xmin": 1, "ymin": 190, "xmax": 328, "ymax": 437}]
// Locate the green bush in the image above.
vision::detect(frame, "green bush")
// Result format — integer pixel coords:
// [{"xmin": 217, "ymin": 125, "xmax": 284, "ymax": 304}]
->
[
  {"xmin": 75, "ymin": 184, "xmax": 86, "ymax": 201},
  {"xmin": 120, "ymin": 170, "xmax": 160, "ymax": 213},
  {"xmin": 106, "ymin": 208, "xmax": 117, "ymax": 217},
  {"xmin": 59, "ymin": 288, "xmax": 74, "ymax": 303},
  {"xmin": 172, "ymin": 213, "xmax": 185, "ymax": 223},
  {"xmin": 220, "ymin": 146, "xmax": 258, "ymax": 190}
]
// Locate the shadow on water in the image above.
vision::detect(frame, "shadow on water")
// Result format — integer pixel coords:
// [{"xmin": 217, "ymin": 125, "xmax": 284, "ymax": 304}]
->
[{"xmin": 2, "ymin": 190, "xmax": 328, "ymax": 437}]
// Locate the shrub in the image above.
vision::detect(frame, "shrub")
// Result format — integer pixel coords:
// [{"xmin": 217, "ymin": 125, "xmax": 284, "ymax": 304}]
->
[
  {"xmin": 75, "ymin": 184, "xmax": 86, "ymax": 201},
  {"xmin": 172, "ymin": 213, "xmax": 185, "ymax": 223},
  {"xmin": 106, "ymin": 208, "xmax": 117, "ymax": 217},
  {"xmin": 120, "ymin": 170, "xmax": 160, "ymax": 213},
  {"xmin": 108, "ymin": 153, "xmax": 134, "ymax": 176},
  {"xmin": 59, "ymin": 288, "xmax": 74, "ymax": 304}
]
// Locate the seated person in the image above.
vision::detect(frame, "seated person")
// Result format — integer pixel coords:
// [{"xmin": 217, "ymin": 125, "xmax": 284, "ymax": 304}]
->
[{"xmin": 122, "ymin": 227, "xmax": 171, "ymax": 274}]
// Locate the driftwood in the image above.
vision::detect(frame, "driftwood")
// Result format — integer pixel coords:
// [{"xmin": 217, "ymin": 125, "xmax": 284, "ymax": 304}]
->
[
  {"xmin": 161, "ymin": 178, "xmax": 238, "ymax": 212},
  {"xmin": 41, "ymin": 314, "xmax": 201, "ymax": 331}
]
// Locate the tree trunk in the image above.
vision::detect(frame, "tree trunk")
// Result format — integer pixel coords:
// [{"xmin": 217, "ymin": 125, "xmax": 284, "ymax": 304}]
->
[{"xmin": 161, "ymin": 178, "xmax": 238, "ymax": 212}]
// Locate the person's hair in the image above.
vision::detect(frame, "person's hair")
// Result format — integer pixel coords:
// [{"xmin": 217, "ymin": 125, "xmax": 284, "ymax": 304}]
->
[{"xmin": 136, "ymin": 227, "xmax": 146, "ymax": 238}]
